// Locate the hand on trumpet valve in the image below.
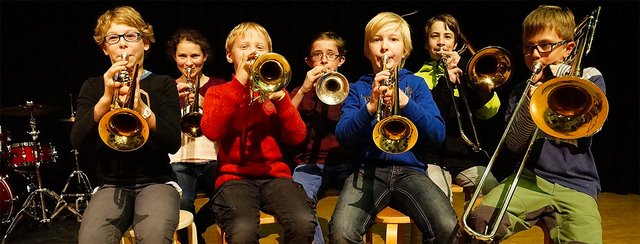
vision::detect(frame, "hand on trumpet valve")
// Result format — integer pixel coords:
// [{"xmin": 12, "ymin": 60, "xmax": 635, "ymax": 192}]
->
[
  {"xmin": 176, "ymin": 82, "xmax": 194, "ymax": 100},
  {"xmin": 236, "ymin": 51, "xmax": 259, "ymax": 86},
  {"xmin": 302, "ymin": 66, "xmax": 326, "ymax": 94},
  {"xmin": 268, "ymin": 90, "xmax": 286, "ymax": 101}
]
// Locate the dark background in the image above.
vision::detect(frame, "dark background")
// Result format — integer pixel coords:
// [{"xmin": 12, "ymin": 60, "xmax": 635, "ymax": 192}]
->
[{"xmin": 1, "ymin": 0, "xmax": 638, "ymax": 195}]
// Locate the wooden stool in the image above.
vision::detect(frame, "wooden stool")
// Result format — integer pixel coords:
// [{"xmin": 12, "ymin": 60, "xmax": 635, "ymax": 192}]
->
[
  {"xmin": 365, "ymin": 184, "xmax": 464, "ymax": 243},
  {"xmin": 215, "ymin": 211, "xmax": 276, "ymax": 244},
  {"xmin": 121, "ymin": 210, "xmax": 198, "ymax": 244},
  {"xmin": 365, "ymin": 206, "xmax": 412, "ymax": 244}
]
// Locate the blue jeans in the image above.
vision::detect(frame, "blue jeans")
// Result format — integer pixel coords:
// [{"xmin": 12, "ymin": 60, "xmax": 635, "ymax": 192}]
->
[
  {"xmin": 292, "ymin": 163, "xmax": 357, "ymax": 244},
  {"xmin": 328, "ymin": 165, "xmax": 459, "ymax": 244},
  {"xmin": 171, "ymin": 161, "xmax": 217, "ymax": 243},
  {"xmin": 171, "ymin": 161, "xmax": 217, "ymax": 213},
  {"xmin": 211, "ymin": 178, "xmax": 317, "ymax": 244}
]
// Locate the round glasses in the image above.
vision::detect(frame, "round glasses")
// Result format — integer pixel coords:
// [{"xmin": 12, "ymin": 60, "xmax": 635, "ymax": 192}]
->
[
  {"xmin": 521, "ymin": 40, "xmax": 569, "ymax": 54},
  {"xmin": 103, "ymin": 32, "xmax": 143, "ymax": 45},
  {"xmin": 308, "ymin": 52, "xmax": 340, "ymax": 62}
]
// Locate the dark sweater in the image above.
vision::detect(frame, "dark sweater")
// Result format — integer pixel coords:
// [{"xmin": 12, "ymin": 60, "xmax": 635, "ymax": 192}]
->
[{"xmin": 71, "ymin": 72, "xmax": 181, "ymax": 186}]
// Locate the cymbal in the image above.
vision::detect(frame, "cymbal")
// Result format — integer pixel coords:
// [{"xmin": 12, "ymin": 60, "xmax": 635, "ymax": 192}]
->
[{"xmin": 0, "ymin": 103, "xmax": 59, "ymax": 117}]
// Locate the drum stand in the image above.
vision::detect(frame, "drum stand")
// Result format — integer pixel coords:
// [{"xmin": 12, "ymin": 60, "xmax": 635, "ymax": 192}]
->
[
  {"xmin": 54, "ymin": 148, "xmax": 92, "ymax": 222},
  {"xmin": 2, "ymin": 161, "xmax": 82, "ymax": 242},
  {"xmin": 2, "ymin": 108, "xmax": 82, "ymax": 243}
]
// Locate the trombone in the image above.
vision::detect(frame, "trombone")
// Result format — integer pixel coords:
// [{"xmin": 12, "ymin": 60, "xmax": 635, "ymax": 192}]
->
[
  {"xmin": 316, "ymin": 70, "xmax": 349, "ymax": 105},
  {"xmin": 180, "ymin": 67, "xmax": 203, "ymax": 138},
  {"xmin": 462, "ymin": 7, "xmax": 607, "ymax": 242},
  {"xmin": 372, "ymin": 54, "xmax": 418, "ymax": 154},
  {"xmin": 249, "ymin": 52, "xmax": 291, "ymax": 104},
  {"xmin": 98, "ymin": 52, "xmax": 149, "ymax": 152},
  {"xmin": 438, "ymin": 39, "xmax": 512, "ymax": 152}
]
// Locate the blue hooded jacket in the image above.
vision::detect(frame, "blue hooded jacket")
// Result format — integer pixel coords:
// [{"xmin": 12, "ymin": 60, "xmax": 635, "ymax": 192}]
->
[{"xmin": 336, "ymin": 68, "xmax": 445, "ymax": 172}]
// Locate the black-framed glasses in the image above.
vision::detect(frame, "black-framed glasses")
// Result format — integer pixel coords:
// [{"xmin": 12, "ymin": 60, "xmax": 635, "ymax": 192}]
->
[
  {"xmin": 308, "ymin": 52, "xmax": 340, "ymax": 62},
  {"xmin": 521, "ymin": 40, "xmax": 569, "ymax": 54},
  {"xmin": 103, "ymin": 32, "xmax": 143, "ymax": 45}
]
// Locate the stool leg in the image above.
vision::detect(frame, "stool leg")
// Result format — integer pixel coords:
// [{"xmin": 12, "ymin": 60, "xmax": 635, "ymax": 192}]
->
[
  {"xmin": 189, "ymin": 222, "xmax": 198, "ymax": 244},
  {"xmin": 215, "ymin": 225, "xmax": 227, "ymax": 244},
  {"xmin": 386, "ymin": 224, "xmax": 399, "ymax": 244},
  {"xmin": 365, "ymin": 229, "xmax": 373, "ymax": 244}
]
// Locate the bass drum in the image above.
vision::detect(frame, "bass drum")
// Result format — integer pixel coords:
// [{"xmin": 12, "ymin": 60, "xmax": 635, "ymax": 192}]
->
[{"xmin": 0, "ymin": 171, "xmax": 28, "ymax": 224}]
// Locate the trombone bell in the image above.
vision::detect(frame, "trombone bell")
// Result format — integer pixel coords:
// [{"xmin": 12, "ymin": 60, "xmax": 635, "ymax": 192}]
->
[
  {"xmin": 467, "ymin": 46, "xmax": 512, "ymax": 92},
  {"xmin": 530, "ymin": 76, "xmax": 608, "ymax": 140}
]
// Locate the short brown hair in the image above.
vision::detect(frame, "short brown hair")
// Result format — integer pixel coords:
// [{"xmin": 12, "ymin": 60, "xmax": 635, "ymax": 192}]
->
[
  {"xmin": 522, "ymin": 5, "xmax": 575, "ymax": 43},
  {"xmin": 93, "ymin": 6, "xmax": 155, "ymax": 46}
]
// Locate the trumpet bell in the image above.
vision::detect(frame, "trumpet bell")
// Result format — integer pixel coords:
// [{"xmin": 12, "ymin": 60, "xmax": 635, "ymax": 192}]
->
[
  {"xmin": 98, "ymin": 108, "xmax": 149, "ymax": 152},
  {"xmin": 372, "ymin": 115, "xmax": 419, "ymax": 154},
  {"xmin": 467, "ymin": 46, "xmax": 512, "ymax": 91},
  {"xmin": 181, "ymin": 112, "xmax": 203, "ymax": 138},
  {"xmin": 530, "ymin": 76, "xmax": 608, "ymax": 139},
  {"xmin": 251, "ymin": 53, "xmax": 291, "ymax": 94},
  {"xmin": 316, "ymin": 71, "xmax": 349, "ymax": 105}
]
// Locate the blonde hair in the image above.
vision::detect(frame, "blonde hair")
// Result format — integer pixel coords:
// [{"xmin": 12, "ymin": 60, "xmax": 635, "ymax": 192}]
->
[
  {"xmin": 93, "ymin": 6, "xmax": 155, "ymax": 46},
  {"xmin": 364, "ymin": 12, "xmax": 412, "ymax": 68},
  {"xmin": 225, "ymin": 22, "xmax": 272, "ymax": 52},
  {"xmin": 523, "ymin": 5, "xmax": 575, "ymax": 42}
]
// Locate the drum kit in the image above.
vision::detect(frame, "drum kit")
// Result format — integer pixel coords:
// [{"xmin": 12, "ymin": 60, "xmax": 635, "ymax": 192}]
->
[{"xmin": 0, "ymin": 100, "xmax": 92, "ymax": 241}]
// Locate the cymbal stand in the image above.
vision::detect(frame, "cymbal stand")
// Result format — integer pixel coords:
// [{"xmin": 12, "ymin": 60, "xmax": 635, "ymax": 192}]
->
[
  {"xmin": 25, "ymin": 101, "xmax": 40, "ymax": 141},
  {"xmin": 54, "ymin": 148, "xmax": 92, "ymax": 222}
]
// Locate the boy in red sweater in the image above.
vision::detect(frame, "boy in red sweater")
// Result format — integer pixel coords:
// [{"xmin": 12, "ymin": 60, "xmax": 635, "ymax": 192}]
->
[{"xmin": 200, "ymin": 22, "xmax": 316, "ymax": 243}]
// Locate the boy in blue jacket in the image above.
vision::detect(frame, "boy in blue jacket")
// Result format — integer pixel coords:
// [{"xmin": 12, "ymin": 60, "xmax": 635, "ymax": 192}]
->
[{"xmin": 328, "ymin": 12, "xmax": 458, "ymax": 244}]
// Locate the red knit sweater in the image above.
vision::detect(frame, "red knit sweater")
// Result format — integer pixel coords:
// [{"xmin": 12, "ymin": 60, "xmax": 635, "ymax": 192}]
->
[{"xmin": 201, "ymin": 76, "xmax": 307, "ymax": 188}]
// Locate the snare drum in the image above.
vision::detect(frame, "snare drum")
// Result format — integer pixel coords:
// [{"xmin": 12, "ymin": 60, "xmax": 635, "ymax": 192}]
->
[{"xmin": 7, "ymin": 142, "xmax": 57, "ymax": 168}]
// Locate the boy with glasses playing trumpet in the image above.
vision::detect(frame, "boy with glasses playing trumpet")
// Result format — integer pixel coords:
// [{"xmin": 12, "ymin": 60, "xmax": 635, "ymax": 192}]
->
[
  {"xmin": 200, "ymin": 22, "xmax": 316, "ymax": 243},
  {"xmin": 464, "ymin": 5, "xmax": 607, "ymax": 243},
  {"xmin": 71, "ymin": 6, "xmax": 182, "ymax": 244},
  {"xmin": 289, "ymin": 31, "xmax": 355, "ymax": 244}
]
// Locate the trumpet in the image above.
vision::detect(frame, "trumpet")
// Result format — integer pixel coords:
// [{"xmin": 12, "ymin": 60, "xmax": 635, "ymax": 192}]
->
[
  {"xmin": 316, "ymin": 69, "xmax": 349, "ymax": 105},
  {"xmin": 180, "ymin": 67, "xmax": 203, "ymax": 138},
  {"xmin": 249, "ymin": 52, "xmax": 291, "ymax": 104},
  {"xmin": 462, "ymin": 6, "xmax": 607, "ymax": 242},
  {"xmin": 98, "ymin": 52, "xmax": 149, "ymax": 152},
  {"xmin": 372, "ymin": 54, "xmax": 418, "ymax": 154}
]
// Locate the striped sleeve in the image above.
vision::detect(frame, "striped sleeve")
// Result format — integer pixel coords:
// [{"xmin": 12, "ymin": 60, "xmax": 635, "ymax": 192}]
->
[{"xmin": 505, "ymin": 96, "xmax": 536, "ymax": 152}]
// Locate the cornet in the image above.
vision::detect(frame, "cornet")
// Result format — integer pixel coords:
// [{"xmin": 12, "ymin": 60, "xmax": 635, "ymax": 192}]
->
[
  {"xmin": 180, "ymin": 67, "xmax": 203, "ymax": 138},
  {"xmin": 316, "ymin": 69, "xmax": 349, "ymax": 105},
  {"xmin": 98, "ymin": 52, "xmax": 149, "ymax": 152},
  {"xmin": 372, "ymin": 54, "xmax": 418, "ymax": 154},
  {"xmin": 249, "ymin": 52, "xmax": 291, "ymax": 104}
]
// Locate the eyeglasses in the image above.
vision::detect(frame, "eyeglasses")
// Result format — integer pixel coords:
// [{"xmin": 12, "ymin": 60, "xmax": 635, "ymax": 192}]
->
[
  {"xmin": 103, "ymin": 32, "xmax": 143, "ymax": 45},
  {"xmin": 308, "ymin": 52, "xmax": 340, "ymax": 62},
  {"xmin": 521, "ymin": 40, "xmax": 569, "ymax": 54}
]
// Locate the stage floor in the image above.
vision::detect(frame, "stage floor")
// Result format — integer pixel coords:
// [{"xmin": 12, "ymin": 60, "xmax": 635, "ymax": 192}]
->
[{"xmin": 2, "ymin": 192, "xmax": 639, "ymax": 243}]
